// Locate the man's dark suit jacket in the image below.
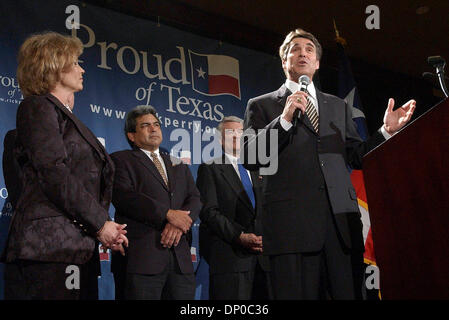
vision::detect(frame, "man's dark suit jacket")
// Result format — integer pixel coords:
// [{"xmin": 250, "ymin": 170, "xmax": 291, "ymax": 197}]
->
[
  {"xmin": 110, "ymin": 148, "xmax": 201, "ymax": 275},
  {"xmin": 3, "ymin": 93, "xmax": 114, "ymax": 265},
  {"xmin": 243, "ymin": 85, "xmax": 385, "ymax": 256},
  {"xmin": 196, "ymin": 155, "xmax": 270, "ymax": 275}
]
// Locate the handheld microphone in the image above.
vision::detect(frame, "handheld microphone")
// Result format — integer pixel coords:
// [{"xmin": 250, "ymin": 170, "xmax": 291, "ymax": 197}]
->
[{"xmin": 292, "ymin": 75, "xmax": 311, "ymax": 129}]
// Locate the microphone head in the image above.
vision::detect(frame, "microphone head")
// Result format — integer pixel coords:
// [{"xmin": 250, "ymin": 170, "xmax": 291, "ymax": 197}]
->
[
  {"xmin": 298, "ymin": 75, "xmax": 311, "ymax": 85},
  {"xmin": 422, "ymin": 72, "xmax": 435, "ymax": 79},
  {"xmin": 422, "ymin": 71, "xmax": 449, "ymax": 81},
  {"xmin": 427, "ymin": 56, "xmax": 446, "ymax": 67},
  {"xmin": 422, "ymin": 72, "xmax": 439, "ymax": 87}
]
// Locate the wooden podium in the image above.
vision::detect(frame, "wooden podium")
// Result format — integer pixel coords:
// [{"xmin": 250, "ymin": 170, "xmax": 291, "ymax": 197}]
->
[{"xmin": 363, "ymin": 98, "xmax": 449, "ymax": 299}]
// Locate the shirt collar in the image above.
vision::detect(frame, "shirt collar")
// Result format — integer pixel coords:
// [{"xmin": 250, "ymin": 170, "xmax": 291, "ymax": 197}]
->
[
  {"xmin": 224, "ymin": 152, "xmax": 239, "ymax": 165},
  {"xmin": 285, "ymin": 79, "xmax": 317, "ymax": 101},
  {"xmin": 63, "ymin": 104, "xmax": 73, "ymax": 113},
  {"xmin": 141, "ymin": 148, "xmax": 161, "ymax": 158}
]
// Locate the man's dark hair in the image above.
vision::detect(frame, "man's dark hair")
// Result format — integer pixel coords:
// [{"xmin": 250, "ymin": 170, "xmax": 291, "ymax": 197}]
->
[
  {"xmin": 279, "ymin": 28, "xmax": 322, "ymax": 62},
  {"xmin": 124, "ymin": 105, "xmax": 160, "ymax": 148}
]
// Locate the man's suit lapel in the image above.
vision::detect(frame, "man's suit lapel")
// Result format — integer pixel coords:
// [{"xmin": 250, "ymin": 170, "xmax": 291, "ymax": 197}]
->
[
  {"xmin": 302, "ymin": 111, "xmax": 318, "ymax": 135},
  {"xmin": 132, "ymin": 149, "xmax": 170, "ymax": 191},
  {"xmin": 316, "ymin": 90, "xmax": 329, "ymax": 137},
  {"xmin": 218, "ymin": 158, "xmax": 255, "ymax": 215},
  {"xmin": 249, "ymin": 171, "xmax": 262, "ymax": 189},
  {"xmin": 276, "ymin": 85, "xmax": 290, "ymax": 113},
  {"xmin": 161, "ymin": 152, "xmax": 175, "ymax": 192},
  {"xmin": 249, "ymin": 171, "xmax": 262, "ymax": 216}
]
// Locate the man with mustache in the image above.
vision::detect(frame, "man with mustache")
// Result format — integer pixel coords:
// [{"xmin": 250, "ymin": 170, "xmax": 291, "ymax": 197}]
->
[{"xmin": 110, "ymin": 105, "xmax": 201, "ymax": 300}]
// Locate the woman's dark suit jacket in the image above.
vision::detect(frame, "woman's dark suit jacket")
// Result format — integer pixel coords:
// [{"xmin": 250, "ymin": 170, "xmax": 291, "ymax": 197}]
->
[{"xmin": 3, "ymin": 93, "xmax": 114, "ymax": 265}]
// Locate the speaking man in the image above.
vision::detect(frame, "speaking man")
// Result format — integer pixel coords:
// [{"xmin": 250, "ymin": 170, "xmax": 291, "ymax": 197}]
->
[{"xmin": 242, "ymin": 28, "xmax": 416, "ymax": 299}]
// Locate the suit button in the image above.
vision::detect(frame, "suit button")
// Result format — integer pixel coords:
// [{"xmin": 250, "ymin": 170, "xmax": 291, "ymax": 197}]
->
[{"xmin": 320, "ymin": 161, "xmax": 324, "ymax": 167}]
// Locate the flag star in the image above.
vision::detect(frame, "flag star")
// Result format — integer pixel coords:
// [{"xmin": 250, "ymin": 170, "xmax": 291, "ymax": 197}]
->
[
  {"xmin": 345, "ymin": 87, "xmax": 365, "ymax": 118},
  {"xmin": 197, "ymin": 67, "xmax": 206, "ymax": 79},
  {"xmin": 345, "ymin": 87, "xmax": 356, "ymax": 108}
]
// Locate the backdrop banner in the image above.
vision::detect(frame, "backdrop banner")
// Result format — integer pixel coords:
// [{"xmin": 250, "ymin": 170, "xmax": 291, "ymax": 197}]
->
[{"xmin": 0, "ymin": 0, "xmax": 284, "ymax": 299}]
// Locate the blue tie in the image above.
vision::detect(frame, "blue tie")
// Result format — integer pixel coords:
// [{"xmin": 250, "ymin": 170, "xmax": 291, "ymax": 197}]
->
[{"xmin": 237, "ymin": 163, "xmax": 256, "ymax": 209}]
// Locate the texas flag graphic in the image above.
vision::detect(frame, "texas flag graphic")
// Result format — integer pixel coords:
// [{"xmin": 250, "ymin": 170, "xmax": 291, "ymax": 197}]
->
[{"xmin": 189, "ymin": 50, "xmax": 241, "ymax": 99}]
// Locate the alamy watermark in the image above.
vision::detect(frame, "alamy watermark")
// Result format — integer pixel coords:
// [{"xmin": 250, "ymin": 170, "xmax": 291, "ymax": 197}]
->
[
  {"xmin": 365, "ymin": 5, "xmax": 380, "ymax": 30},
  {"xmin": 169, "ymin": 122, "xmax": 279, "ymax": 175},
  {"xmin": 365, "ymin": 264, "xmax": 380, "ymax": 290},
  {"xmin": 65, "ymin": 5, "xmax": 80, "ymax": 30},
  {"xmin": 65, "ymin": 265, "xmax": 80, "ymax": 290}
]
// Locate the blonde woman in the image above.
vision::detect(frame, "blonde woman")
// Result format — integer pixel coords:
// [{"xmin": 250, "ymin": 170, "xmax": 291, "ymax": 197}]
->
[{"xmin": 2, "ymin": 32, "xmax": 127, "ymax": 300}]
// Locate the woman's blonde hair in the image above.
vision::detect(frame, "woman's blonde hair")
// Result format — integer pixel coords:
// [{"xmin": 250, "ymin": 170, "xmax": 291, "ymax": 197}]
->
[{"xmin": 17, "ymin": 31, "xmax": 83, "ymax": 97}]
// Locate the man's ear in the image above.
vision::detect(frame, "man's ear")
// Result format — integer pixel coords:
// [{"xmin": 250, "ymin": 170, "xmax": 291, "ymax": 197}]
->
[{"xmin": 127, "ymin": 132, "xmax": 135, "ymax": 143}]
